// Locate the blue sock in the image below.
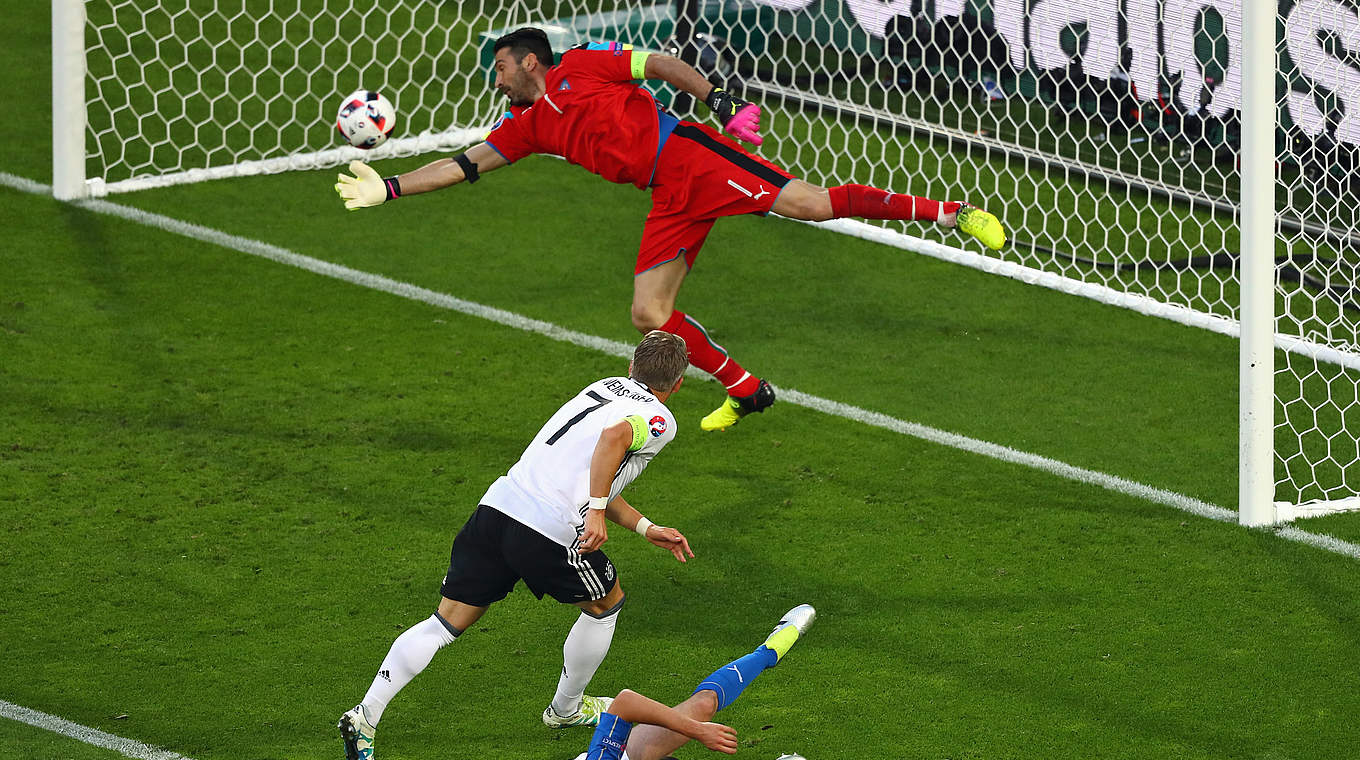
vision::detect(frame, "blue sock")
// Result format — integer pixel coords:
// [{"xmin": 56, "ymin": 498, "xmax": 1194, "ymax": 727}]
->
[
  {"xmin": 692, "ymin": 645, "xmax": 779, "ymax": 711},
  {"xmin": 585, "ymin": 712, "xmax": 633, "ymax": 760}
]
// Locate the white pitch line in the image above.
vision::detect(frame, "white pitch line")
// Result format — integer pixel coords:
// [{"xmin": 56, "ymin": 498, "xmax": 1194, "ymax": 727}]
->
[
  {"xmin": 0, "ymin": 700, "xmax": 194, "ymax": 760},
  {"xmin": 5, "ymin": 170, "xmax": 1360, "ymax": 567},
  {"xmin": 779, "ymin": 389, "xmax": 1237, "ymax": 524}
]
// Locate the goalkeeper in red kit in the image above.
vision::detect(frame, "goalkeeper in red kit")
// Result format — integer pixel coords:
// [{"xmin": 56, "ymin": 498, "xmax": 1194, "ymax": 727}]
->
[{"xmin": 336, "ymin": 27, "xmax": 1006, "ymax": 432}]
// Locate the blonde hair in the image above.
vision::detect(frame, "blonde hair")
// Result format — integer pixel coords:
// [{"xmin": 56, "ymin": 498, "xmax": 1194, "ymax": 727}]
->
[{"xmin": 631, "ymin": 331, "xmax": 689, "ymax": 391}]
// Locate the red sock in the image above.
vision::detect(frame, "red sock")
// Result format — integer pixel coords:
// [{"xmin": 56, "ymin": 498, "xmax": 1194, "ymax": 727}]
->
[
  {"xmin": 659, "ymin": 311, "xmax": 761, "ymax": 398},
  {"xmin": 827, "ymin": 184, "xmax": 959, "ymax": 222}
]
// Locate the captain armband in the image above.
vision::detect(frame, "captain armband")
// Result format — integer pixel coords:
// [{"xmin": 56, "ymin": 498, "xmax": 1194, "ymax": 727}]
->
[
  {"xmin": 453, "ymin": 153, "xmax": 480, "ymax": 184},
  {"xmin": 623, "ymin": 414, "xmax": 649, "ymax": 452},
  {"xmin": 630, "ymin": 50, "xmax": 652, "ymax": 80}
]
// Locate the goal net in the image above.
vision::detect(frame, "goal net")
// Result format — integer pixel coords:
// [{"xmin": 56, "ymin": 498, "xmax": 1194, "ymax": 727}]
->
[{"xmin": 56, "ymin": 0, "xmax": 1360, "ymax": 521}]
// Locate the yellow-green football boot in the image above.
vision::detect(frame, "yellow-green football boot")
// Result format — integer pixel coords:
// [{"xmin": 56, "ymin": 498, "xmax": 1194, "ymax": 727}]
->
[
  {"xmin": 956, "ymin": 204, "xmax": 1006, "ymax": 250},
  {"xmin": 700, "ymin": 379, "xmax": 776, "ymax": 431},
  {"xmin": 542, "ymin": 694, "xmax": 613, "ymax": 729}
]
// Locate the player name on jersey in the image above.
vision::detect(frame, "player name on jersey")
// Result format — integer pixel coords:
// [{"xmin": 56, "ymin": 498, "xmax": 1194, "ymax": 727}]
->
[{"xmin": 600, "ymin": 377, "xmax": 655, "ymax": 402}]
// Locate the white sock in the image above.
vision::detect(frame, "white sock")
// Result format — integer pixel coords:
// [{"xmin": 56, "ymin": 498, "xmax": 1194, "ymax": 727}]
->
[
  {"xmin": 361, "ymin": 614, "xmax": 459, "ymax": 725},
  {"xmin": 550, "ymin": 604, "xmax": 621, "ymax": 716}
]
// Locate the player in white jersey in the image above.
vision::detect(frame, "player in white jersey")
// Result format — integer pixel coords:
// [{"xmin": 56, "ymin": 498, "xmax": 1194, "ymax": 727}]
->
[{"xmin": 339, "ymin": 331, "xmax": 693, "ymax": 760}]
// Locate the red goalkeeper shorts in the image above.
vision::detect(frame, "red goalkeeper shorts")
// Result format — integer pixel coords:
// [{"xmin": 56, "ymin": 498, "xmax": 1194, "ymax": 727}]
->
[{"xmin": 635, "ymin": 122, "xmax": 793, "ymax": 275}]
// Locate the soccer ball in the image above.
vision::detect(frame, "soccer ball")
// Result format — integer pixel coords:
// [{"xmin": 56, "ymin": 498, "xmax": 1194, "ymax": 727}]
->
[
  {"xmin": 336, "ymin": 89, "xmax": 396, "ymax": 150},
  {"xmin": 774, "ymin": 755, "xmax": 808, "ymax": 760}
]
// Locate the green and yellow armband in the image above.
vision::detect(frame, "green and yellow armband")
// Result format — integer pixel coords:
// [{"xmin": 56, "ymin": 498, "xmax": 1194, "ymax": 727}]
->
[
  {"xmin": 623, "ymin": 414, "xmax": 649, "ymax": 451},
  {"xmin": 630, "ymin": 50, "xmax": 651, "ymax": 80}
]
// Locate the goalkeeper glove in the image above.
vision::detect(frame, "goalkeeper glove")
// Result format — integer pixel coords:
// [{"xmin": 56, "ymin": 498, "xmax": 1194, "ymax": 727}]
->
[
  {"xmin": 704, "ymin": 87, "xmax": 762, "ymax": 146},
  {"xmin": 334, "ymin": 160, "xmax": 400, "ymax": 210}
]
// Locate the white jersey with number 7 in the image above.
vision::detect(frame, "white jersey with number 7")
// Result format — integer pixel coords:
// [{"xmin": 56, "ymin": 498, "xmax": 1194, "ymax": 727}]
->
[{"xmin": 479, "ymin": 376, "xmax": 677, "ymax": 547}]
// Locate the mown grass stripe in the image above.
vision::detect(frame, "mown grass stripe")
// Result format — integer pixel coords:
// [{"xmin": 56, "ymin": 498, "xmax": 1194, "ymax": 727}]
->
[{"xmin": 4, "ymin": 169, "xmax": 1357, "ymax": 567}]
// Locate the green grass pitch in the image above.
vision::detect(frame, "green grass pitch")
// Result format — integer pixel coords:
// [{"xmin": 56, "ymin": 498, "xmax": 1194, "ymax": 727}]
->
[{"xmin": 5, "ymin": 4, "xmax": 1360, "ymax": 760}]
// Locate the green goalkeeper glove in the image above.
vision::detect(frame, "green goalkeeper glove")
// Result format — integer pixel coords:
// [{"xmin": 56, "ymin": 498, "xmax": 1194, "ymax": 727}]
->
[{"xmin": 334, "ymin": 160, "xmax": 399, "ymax": 210}]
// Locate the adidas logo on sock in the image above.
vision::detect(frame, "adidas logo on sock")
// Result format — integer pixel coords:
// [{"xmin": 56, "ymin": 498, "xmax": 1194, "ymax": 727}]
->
[{"xmin": 378, "ymin": 669, "xmax": 391, "ymax": 682}]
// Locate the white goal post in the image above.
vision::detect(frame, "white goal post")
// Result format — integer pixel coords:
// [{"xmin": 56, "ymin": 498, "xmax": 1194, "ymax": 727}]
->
[
  {"xmin": 52, "ymin": 0, "xmax": 1360, "ymax": 525},
  {"xmin": 52, "ymin": 0, "xmax": 86, "ymax": 202},
  {"xmin": 1239, "ymin": 0, "xmax": 1275, "ymax": 527}
]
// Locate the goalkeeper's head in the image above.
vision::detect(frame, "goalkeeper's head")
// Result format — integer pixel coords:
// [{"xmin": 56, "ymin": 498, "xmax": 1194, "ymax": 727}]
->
[
  {"xmin": 492, "ymin": 28, "xmax": 555, "ymax": 106},
  {"xmin": 630, "ymin": 331, "xmax": 688, "ymax": 398}
]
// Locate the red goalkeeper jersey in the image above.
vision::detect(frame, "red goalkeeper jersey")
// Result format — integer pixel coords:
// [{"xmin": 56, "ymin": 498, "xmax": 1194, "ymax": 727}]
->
[{"xmin": 485, "ymin": 42, "xmax": 668, "ymax": 189}]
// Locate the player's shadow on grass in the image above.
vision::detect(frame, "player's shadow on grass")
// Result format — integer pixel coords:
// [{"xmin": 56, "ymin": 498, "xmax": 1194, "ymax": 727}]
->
[{"xmin": 1262, "ymin": 529, "xmax": 1360, "ymax": 651}]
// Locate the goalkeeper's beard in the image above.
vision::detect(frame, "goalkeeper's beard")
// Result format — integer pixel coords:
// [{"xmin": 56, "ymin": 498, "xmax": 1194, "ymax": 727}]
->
[{"xmin": 499, "ymin": 87, "xmax": 535, "ymax": 108}]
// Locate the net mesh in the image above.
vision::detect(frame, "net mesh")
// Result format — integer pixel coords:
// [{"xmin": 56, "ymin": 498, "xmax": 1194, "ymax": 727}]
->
[{"xmin": 79, "ymin": 0, "xmax": 1360, "ymax": 507}]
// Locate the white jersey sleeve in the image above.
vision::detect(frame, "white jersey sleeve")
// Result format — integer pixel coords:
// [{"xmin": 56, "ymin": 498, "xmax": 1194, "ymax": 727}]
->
[{"xmin": 479, "ymin": 376, "xmax": 677, "ymax": 547}]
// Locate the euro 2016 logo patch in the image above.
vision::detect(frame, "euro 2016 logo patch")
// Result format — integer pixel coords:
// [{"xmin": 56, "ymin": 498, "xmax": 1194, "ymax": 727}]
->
[{"xmin": 649, "ymin": 416, "xmax": 667, "ymax": 437}]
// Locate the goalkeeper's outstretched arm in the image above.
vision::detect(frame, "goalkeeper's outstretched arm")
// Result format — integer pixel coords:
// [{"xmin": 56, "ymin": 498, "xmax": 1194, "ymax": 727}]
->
[
  {"xmin": 334, "ymin": 142, "xmax": 506, "ymax": 210},
  {"xmin": 642, "ymin": 53, "xmax": 763, "ymax": 145},
  {"xmin": 641, "ymin": 53, "xmax": 715, "ymax": 103}
]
